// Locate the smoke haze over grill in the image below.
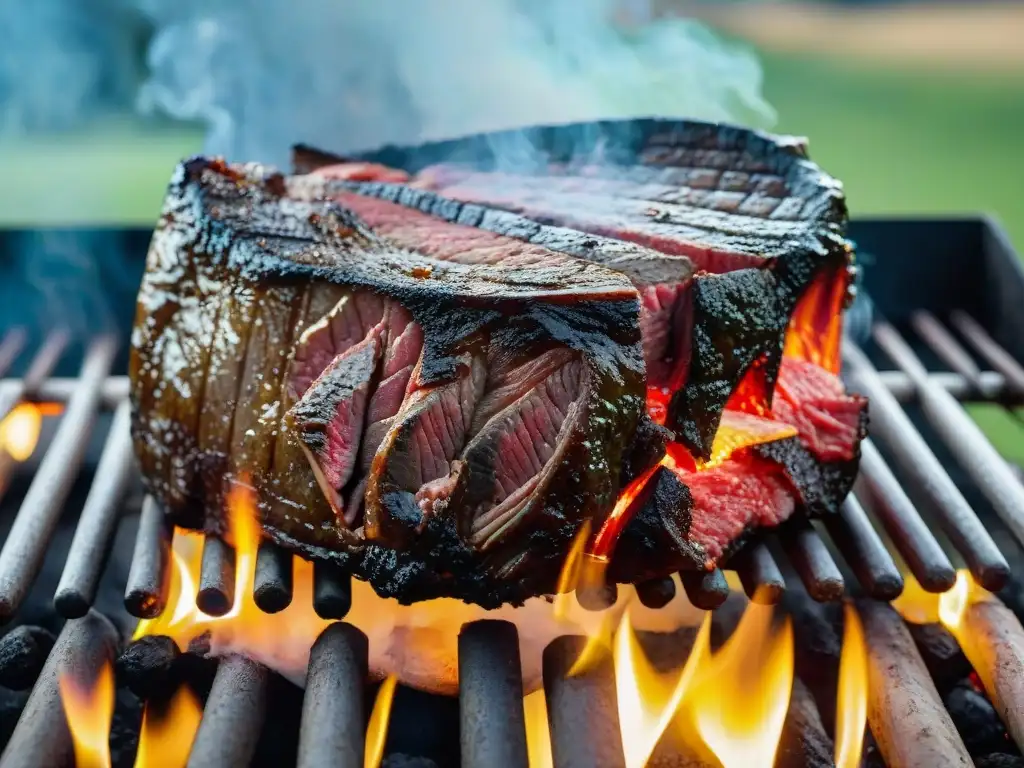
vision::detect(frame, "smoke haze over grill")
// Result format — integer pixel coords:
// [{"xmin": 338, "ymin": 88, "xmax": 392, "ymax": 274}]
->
[{"xmin": 0, "ymin": 0, "xmax": 775, "ymax": 166}]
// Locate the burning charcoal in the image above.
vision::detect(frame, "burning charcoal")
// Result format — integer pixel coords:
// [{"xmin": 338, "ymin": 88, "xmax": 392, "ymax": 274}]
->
[
  {"xmin": 775, "ymin": 678, "xmax": 835, "ymax": 768},
  {"xmin": 109, "ymin": 689, "xmax": 143, "ymax": 768},
  {"xmin": 0, "ymin": 625, "xmax": 55, "ymax": 691},
  {"xmin": 976, "ymin": 757, "xmax": 1024, "ymax": 768},
  {"xmin": 907, "ymin": 623, "xmax": 971, "ymax": 689},
  {"xmin": 116, "ymin": 635, "xmax": 180, "ymax": 699},
  {"xmin": 945, "ymin": 682, "xmax": 1018, "ymax": 757},
  {"xmin": 380, "ymin": 757, "xmax": 440, "ymax": 768}
]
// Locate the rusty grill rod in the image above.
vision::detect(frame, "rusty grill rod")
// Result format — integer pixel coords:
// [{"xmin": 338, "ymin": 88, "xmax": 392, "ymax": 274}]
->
[
  {"xmin": 843, "ymin": 341, "xmax": 1009, "ymax": 591},
  {"xmin": 0, "ymin": 335, "xmax": 118, "ymax": 622},
  {"xmin": 873, "ymin": 321, "xmax": 1024, "ymax": 549},
  {"xmin": 53, "ymin": 400, "xmax": 136, "ymax": 617}
]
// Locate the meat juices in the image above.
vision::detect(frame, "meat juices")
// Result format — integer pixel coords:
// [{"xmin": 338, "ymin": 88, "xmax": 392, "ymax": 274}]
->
[{"xmin": 131, "ymin": 119, "xmax": 866, "ymax": 609}]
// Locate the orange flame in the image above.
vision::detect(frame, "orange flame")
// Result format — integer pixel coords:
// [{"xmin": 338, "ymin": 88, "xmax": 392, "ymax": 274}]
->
[
  {"xmin": 365, "ymin": 675, "xmax": 398, "ymax": 768},
  {"xmin": 0, "ymin": 402, "xmax": 60, "ymax": 462},
  {"xmin": 890, "ymin": 568, "xmax": 989, "ymax": 629},
  {"xmin": 615, "ymin": 610, "xmax": 711, "ymax": 768},
  {"xmin": 524, "ymin": 689, "xmax": 554, "ymax": 768},
  {"xmin": 134, "ymin": 685, "xmax": 203, "ymax": 768},
  {"xmin": 783, "ymin": 263, "xmax": 849, "ymax": 375},
  {"xmin": 678, "ymin": 602, "xmax": 794, "ymax": 768},
  {"xmin": 59, "ymin": 659, "xmax": 115, "ymax": 768},
  {"xmin": 834, "ymin": 603, "xmax": 868, "ymax": 768}
]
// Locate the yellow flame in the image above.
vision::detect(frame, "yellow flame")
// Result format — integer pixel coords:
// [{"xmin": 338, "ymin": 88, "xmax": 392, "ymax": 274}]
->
[
  {"xmin": 0, "ymin": 403, "xmax": 47, "ymax": 462},
  {"xmin": 834, "ymin": 603, "xmax": 868, "ymax": 768},
  {"xmin": 365, "ymin": 675, "xmax": 398, "ymax": 768},
  {"xmin": 697, "ymin": 411, "xmax": 798, "ymax": 471},
  {"xmin": 681, "ymin": 603, "xmax": 794, "ymax": 768},
  {"xmin": 551, "ymin": 520, "xmax": 593, "ymax": 622},
  {"xmin": 133, "ymin": 685, "xmax": 203, "ymax": 768},
  {"xmin": 891, "ymin": 569, "xmax": 990, "ymax": 630},
  {"xmin": 615, "ymin": 610, "xmax": 711, "ymax": 768},
  {"xmin": 524, "ymin": 689, "xmax": 553, "ymax": 768},
  {"xmin": 59, "ymin": 659, "xmax": 115, "ymax": 768}
]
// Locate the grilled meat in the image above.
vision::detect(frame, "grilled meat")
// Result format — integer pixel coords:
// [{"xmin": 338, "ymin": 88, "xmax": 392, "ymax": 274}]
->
[{"xmin": 131, "ymin": 118, "xmax": 866, "ymax": 607}]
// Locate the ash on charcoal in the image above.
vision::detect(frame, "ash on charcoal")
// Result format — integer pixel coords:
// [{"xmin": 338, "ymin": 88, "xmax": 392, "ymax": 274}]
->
[
  {"xmin": 944, "ymin": 681, "xmax": 1020, "ymax": 758},
  {"xmin": 907, "ymin": 622, "xmax": 972, "ymax": 688},
  {"xmin": 0, "ymin": 625, "xmax": 55, "ymax": 690}
]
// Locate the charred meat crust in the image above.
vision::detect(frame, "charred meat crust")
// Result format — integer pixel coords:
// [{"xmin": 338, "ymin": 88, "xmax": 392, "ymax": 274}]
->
[
  {"xmin": 130, "ymin": 156, "xmax": 648, "ymax": 606},
  {"xmin": 295, "ymin": 117, "xmax": 853, "ymax": 460}
]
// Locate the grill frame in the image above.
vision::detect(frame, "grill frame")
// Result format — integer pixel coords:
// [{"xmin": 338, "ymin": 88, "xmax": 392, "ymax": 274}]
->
[{"xmin": 0, "ymin": 215, "xmax": 1023, "ymax": 767}]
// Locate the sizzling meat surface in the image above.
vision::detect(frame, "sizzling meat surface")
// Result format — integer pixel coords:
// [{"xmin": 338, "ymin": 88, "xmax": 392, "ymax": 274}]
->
[{"xmin": 131, "ymin": 119, "xmax": 866, "ymax": 606}]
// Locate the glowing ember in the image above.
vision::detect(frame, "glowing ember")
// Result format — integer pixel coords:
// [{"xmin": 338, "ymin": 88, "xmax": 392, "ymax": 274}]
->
[
  {"xmin": 365, "ymin": 675, "xmax": 398, "ymax": 768},
  {"xmin": 783, "ymin": 264, "xmax": 849, "ymax": 376},
  {"xmin": 134, "ymin": 685, "xmax": 202, "ymax": 768},
  {"xmin": 834, "ymin": 603, "xmax": 868, "ymax": 768},
  {"xmin": 679, "ymin": 602, "xmax": 794, "ymax": 768},
  {"xmin": 0, "ymin": 402, "xmax": 60, "ymax": 462},
  {"xmin": 59, "ymin": 659, "xmax": 115, "ymax": 768},
  {"xmin": 523, "ymin": 689, "xmax": 553, "ymax": 768},
  {"xmin": 615, "ymin": 609, "xmax": 710, "ymax": 768}
]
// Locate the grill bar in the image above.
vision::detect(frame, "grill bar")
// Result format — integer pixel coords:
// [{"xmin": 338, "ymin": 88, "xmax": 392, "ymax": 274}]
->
[
  {"xmin": 459, "ymin": 620, "xmax": 529, "ymax": 768},
  {"xmin": 843, "ymin": 342, "xmax": 1009, "ymax": 590},
  {"xmin": 911, "ymin": 311, "xmax": 992, "ymax": 396},
  {"xmin": 254, "ymin": 542, "xmax": 293, "ymax": 614},
  {"xmin": 187, "ymin": 655, "xmax": 269, "ymax": 768},
  {"xmin": 857, "ymin": 600, "xmax": 972, "ymax": 768},
  {"xmin": 297, "ymin": 623, "xmax": 368, "ymax": 768},
  {"xmin": 873, "ymin": 321, "xmax": 1024, "ymax": 549},
  {"xmin": 731, "ymin": 542, "xmax": 786, "ymax": 604},
  {"xmin": 0, "ymin": 336, "xmax": 117, "ymax": 621},
  {"xmin": 634, "ymin": 577, "xmax": 676, "ymax": 609},
  {"xmin": 198, "ymin": 537, "xmax": 237, "ymax": 617},
  {"xmin": 679, "ymin": 568, "xmax": 729, "ymax": 610},
  {"xmin": 0, "ymin": 331, "xmax": 68, "ymax": 423},
  {"xmin": 312, "ymin": 560, "xmax": 353, "ymax": 620},
  {"xmin": 780, "ymin": 521, "xmax": 845, "ymax": 602},
  {"xmin": 0, "ymin": 329, "xmax": 26, "ymax": 378},
  {"xmin": 856, "ymin": 439, "xmax": 956, "ymax": 592},
  {"xmin": 543, "ymin": 637, "xmax": 625, "ymax": 768},
  {"xmin": 826, "ymin": 496, "xmax": 903, "ymax": 600},
  {"xmin": 951, "ymin": 310, "xmax": 1024, "ymax": 394},
  {"xmin": 53, "ymin": 400, "xmax": 135, "ymax": 617},
  {"xmin": 124, "ymin": 495, "xmax": 172, "ymax": 618},
  {"xmin": 0, "ymin": 610, "xmax": 119, "ymax": 768}
]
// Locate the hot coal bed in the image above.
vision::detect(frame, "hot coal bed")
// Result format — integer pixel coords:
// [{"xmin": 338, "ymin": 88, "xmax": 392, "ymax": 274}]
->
[{"xmin": 3, "ymin": 208, "xmax": 1024, "ymax": 768}]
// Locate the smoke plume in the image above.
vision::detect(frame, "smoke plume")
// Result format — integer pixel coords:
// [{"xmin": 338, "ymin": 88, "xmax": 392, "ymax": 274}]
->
[{"xmin": 1, "ymin": 0, "xmax": 775, "ymax": 166}]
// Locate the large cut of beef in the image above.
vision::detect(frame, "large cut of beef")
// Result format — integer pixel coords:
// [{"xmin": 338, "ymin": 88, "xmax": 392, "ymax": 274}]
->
[{"xmin": 130, "ymin": 119, "xmax": 867, "ymax": 607}]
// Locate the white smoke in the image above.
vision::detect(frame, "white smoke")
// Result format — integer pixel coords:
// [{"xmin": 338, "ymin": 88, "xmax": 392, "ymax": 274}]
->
[{"xmin": 132, "ymin": 0, "xmax": 775, "ymax": 165}]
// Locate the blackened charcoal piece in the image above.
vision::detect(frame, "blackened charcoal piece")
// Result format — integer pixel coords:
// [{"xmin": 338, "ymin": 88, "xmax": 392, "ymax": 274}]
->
[
  {"xmin": 907, "ymin": 623, "xmax": 972, "ymax": 690},
  {"xmin": 381, "ymin": 757, "xmax": 439, "ymax": 768},
  {"xmin": 775, "ymin": 678, "xmax": 835, "ymax": 768},
  {"xmin": 945, "ymin": 682, "xmax": 1019, "ymax": 757},
  {"xmin": 0, "ymin": 625, "xmax": 55, "ymax": 691},
  {"xmin": 116, "ymin": 635, "xmax": 181, "ymax": 699}
]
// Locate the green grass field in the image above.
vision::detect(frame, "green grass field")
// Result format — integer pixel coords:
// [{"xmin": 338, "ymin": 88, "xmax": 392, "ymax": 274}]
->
[{"xmin": 2, "ymin": 50, "xmax": 1022, "ymax": 457}]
